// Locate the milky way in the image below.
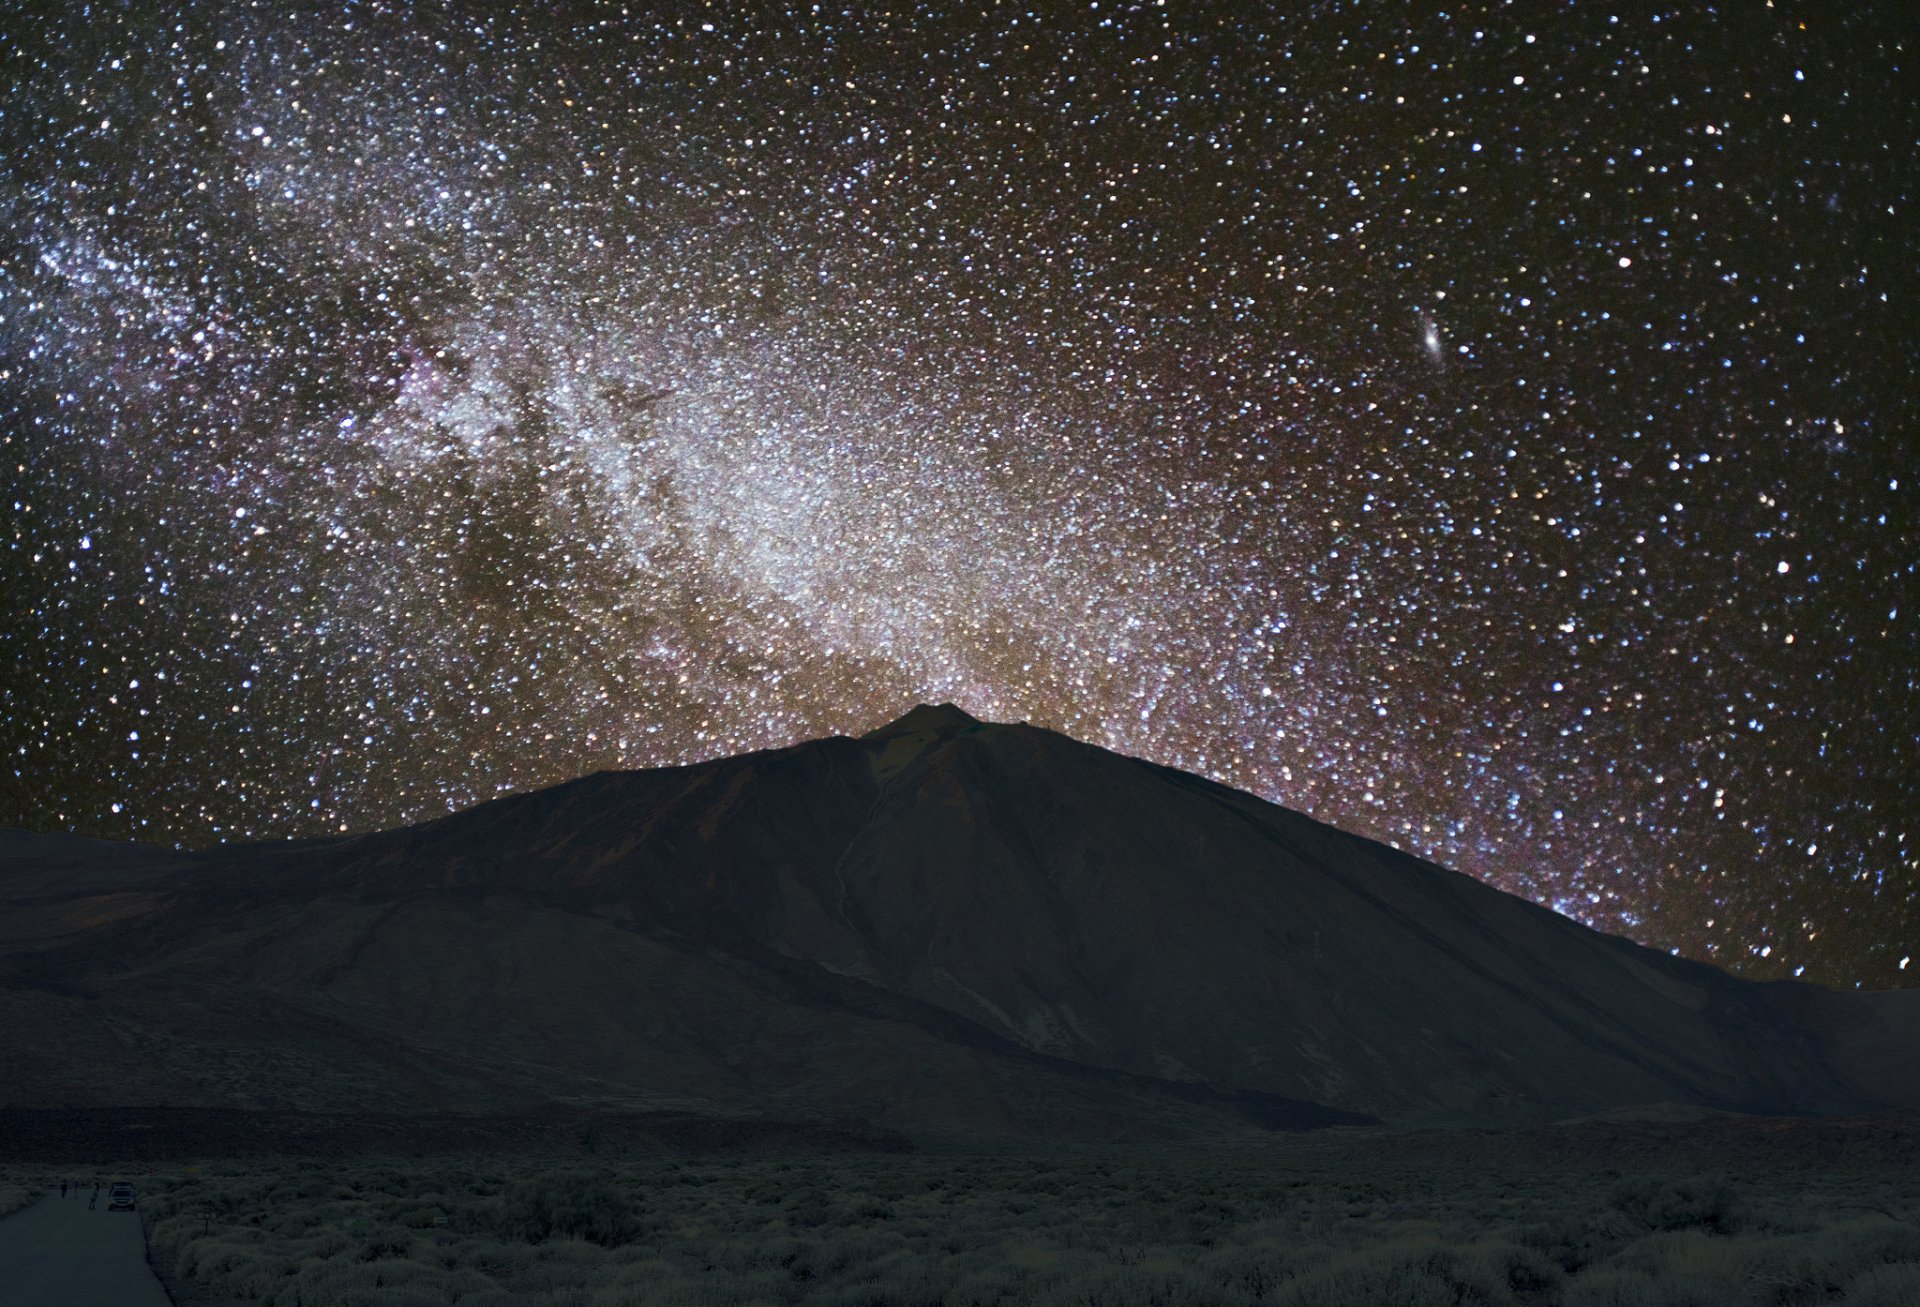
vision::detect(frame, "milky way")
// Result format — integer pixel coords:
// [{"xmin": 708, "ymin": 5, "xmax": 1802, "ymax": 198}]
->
[{"xmin": 3, "ymin": 3, "xmax": 1914, "ymax": 988}]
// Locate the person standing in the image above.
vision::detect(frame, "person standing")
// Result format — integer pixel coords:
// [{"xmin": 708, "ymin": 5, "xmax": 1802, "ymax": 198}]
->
[
  {"xmin": 89, "ymin": 1184, "xmax": 98, "ymax": 1210},
  {"xmin": 60, "ymin": 1179, "xmax": 68, "ymax": 1199}
]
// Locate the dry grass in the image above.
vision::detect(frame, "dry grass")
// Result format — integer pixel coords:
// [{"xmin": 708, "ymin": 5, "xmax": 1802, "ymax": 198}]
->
[{"xmin": 9, "ymin": 1150, "xmax": 1919, "ymax": 1305}]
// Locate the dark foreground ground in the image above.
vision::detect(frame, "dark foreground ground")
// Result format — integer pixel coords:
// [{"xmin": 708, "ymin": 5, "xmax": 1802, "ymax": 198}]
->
[{"xmin": 5, "ymin": 1111, "xmax": 1919, "ymax": 1306}]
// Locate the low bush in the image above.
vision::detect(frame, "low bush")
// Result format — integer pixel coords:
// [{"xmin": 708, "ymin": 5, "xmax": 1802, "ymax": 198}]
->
[
  {"xmin": 1029, "ymin": 1260, "xmax": 1251, "ymax": 1307},
  {"xmin": 1267, "ymin": 1242, "xmax": 1486, "ymax": 1307},
  {"xmin": 1561, "ymin": 1268, "xmax": 1742, "ymax": 1307},
  {"xmin": 1844, "ymin": 1262, "xmax": 1920, "ymax": 1307},
  {"xmin": 1740, "ymin": 1217, "xmax": 1920, "ymax": 1305},
  {"xmin": 494, "ymin": 1171, "xmax": 640, "ymax": 1247},
  {"xmin": 1607, "ymin": 1176, "xmax": 1743, "ymax": 1234},
  {"xmin": 1458, "ymin": 1240, "xmax": 1564, "ymax": 1298},
  {"xmin": 0, "ymin": 1182, "xmax": 36, "ymax": 1218},
  {"xmin": 1607, "ymin": 1230, "xmax": 1743, "ymax": 1278},
  {"xmin": 1196, "ymin": 1240, "xmax": 1329, "ymax": 1300},
  {"xmin": 356, "ymin": 1227, "xmax": 416, "ymax": 1261}
]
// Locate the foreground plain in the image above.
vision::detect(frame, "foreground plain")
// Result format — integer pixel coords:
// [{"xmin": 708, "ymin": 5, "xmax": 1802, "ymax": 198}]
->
[{"xmin": 9, "ymin": 1115, "xmax": 1920, "ymax": 1306}]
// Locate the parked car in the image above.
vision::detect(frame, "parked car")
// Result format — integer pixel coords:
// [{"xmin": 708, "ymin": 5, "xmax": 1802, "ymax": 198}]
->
[{"xmin": 107, "ymin": 1182, "xmax": 136, "ymax": 1211}]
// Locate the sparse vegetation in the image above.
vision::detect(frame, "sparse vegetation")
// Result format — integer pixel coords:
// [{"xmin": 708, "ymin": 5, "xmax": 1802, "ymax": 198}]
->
[
  {"xmin": 8, "ymin": 1149, "xmax": 1920, "ymax": 1305},
  {"xmin": 1607, "ymin": 1175, "xmax": 1745, "ymax": 1235},
  {"xmin": 0, "ymin": 1179, "xmax": 34, "ymax": 1218}
]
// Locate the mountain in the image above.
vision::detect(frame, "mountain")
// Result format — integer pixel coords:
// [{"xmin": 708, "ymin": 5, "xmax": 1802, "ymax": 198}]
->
[{"xmin": 2, "ymin": 705, "xmax": 1914, "ymax": 1142}]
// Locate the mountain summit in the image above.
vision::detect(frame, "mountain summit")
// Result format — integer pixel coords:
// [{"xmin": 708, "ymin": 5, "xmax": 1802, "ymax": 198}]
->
[
  {"xmin": 863, "ymin": 702, "xmax": 981, "ymax": 738},
  {"xmin": 1, "ymin": 709, "xmax": 1913, "ymax": 1139}
]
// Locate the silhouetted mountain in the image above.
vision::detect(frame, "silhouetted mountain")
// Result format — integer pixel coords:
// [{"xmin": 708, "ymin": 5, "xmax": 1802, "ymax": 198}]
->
[{"xmin": 2, "ymin": 707, "xmax": 1914, "ymax": 1141}]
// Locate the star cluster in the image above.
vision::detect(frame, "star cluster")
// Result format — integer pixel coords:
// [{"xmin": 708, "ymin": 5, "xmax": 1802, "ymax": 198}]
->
[{"xmin": 3, "ymin": 2, "xmax": 1913, "ymax": 987}]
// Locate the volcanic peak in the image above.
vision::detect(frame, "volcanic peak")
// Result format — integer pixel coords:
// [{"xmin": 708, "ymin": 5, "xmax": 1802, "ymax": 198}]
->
[{"xmin": 862, "ymin": 703, "xmax": 983, "ymax": 740}]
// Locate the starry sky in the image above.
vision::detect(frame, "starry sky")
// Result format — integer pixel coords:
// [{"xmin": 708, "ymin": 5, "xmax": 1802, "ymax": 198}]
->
[{"xmin": 2, "ymin": 2, "xmax": 1914, "ymax": 989}]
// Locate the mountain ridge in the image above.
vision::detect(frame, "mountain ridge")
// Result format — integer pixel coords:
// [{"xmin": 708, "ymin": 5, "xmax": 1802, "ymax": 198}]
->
[{"xmin": 1, "ymin": 706, "xmax": 1913, "ymax": 1139}]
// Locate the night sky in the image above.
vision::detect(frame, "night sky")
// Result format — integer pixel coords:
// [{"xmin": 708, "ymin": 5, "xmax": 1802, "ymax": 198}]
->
[{"xmin": 3, "ymin": 3, "xmax": 1913, "ymax": 989}]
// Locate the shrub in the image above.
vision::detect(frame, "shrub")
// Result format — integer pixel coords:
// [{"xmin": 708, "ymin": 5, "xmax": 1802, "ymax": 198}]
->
[
  {"xmin": 1741, "ymin": 1218, "xmax": 1920, "ymax": 1305},
  {"xmin": 1029, "ymin": 1261, "xmax": 1253, "ymax": 1307},
  {"xmin": 499, "ymin": 1242, "xmax": 609, "ymax": 1292},
  {"xmin": 357, "ymin": 1227, "xmax": 416, "ymax": 1261},
  {"xmin": 1197, "ymin": 1242, "xmax": 1330, "ymax": 1300},
  {"xmin": 357, "ymin": 1288, "xmax": 447, "ymax": 1307},
  {"xmin": 310, "ymin": 1228, "xmax": 352, "ymax": 1258},
  {"xmin": 1562, "ymin": 1268, "xmax": 1744, "ymax": 1307},
  {"xmin": 1268, "ymin": 1244, "xmax": 1470, "ymax": 1307},
  {"xmin": 1517, "ymin": 1219, "xmax": 1596, "ymax": 1273},
  {"xmin": 175, "ymin": 1241, "xmax": 294, "ymax": 1298},
  {"xmin": 0, "ymin": 1184, "xmax": 34, "ymax": 1218},
  {"xmin": 446, "ymin": 1235, "xmax": 535, "ymax": 1278},
  {"xmin": 150, "ymin": 1213, "xmax": 208, "ymax": 1251},
  {"xmin": 1608, "ymin": 1176, "xmax": 1743, "ymax": 1234},
  {"xmin": 283, "ymin": 1257, "xmax": 460, "ymax": 1307},
  {"xmin": 495, "ymin": 1171, "xmax": 639, "ymax": 1247},
  {"xmin": 1459, "ymin": 1240, "xmax": 1564, "ymax": 1298},
  {"xmin": 783, "ymin": 1186, "xmax": 832, "ymax": 1229},
  {"xmin": 1844, "ymin": 1263, "xmax": 1920, "ymax": 1307},
  {"xmin": 1613, "ymin": 1230, "xmax": 1780, "ymax": 1289}
]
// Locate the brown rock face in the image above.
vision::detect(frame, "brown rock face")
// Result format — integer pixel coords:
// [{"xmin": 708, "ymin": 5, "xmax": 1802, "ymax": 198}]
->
[{"xmin": 1, "ymin": 706, "xmax": 1910, "ymax": 1137}]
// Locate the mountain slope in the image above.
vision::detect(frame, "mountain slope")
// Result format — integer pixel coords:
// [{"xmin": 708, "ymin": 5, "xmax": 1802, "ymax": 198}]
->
[{"xmin": 1, "ymin": 705, "xmax": 1911, "ymax": 1135}]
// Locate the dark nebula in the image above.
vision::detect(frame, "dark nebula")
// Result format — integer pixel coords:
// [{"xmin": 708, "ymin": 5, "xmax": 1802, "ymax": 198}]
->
[{"xmin": 2, "ymin": 3, "xmax": 1913, "ymax": 987}]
